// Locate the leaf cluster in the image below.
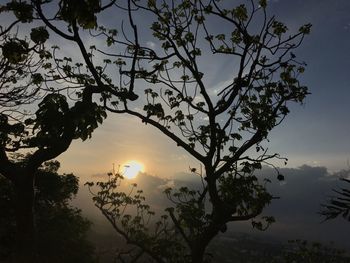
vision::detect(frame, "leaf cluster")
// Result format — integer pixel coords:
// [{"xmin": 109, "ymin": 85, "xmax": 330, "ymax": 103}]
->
[
  {"xmin": 59, "ymin": 0, "xmax": 101, "ymax": 29},
  {"xmin": 320, "ymin": 178, "xmax": 350, "ymax": 221}
]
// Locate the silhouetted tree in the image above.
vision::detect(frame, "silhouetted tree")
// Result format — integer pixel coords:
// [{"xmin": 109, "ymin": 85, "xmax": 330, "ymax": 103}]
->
[
  {"xmin": 30, "ymin": 0, "xmax": 311, "ymax": 262},
  {"xmin": 0, "ymin": 3, "xmax": 107, "ymax": 261},
  {"xmin": 0, "ymin": 160, "xmax": 97, "ymax": 263},
  {"xmin": 86, "ymin": 0, "xmax": 310, "ymax": 262}
]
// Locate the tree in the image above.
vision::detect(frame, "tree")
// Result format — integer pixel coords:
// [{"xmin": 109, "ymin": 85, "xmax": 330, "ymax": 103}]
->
[
  {"xmin": 0, "ymin": 2, "xmax": 108, "ymax": 261},
  {"xmin": 87, "ymin": 169, "xmax": 274, "ymax": 262},
  {"xmin": 31, "ymin": 0, "xmax": 311, "ymax": 262},
  {"xmin": 0, "ymin": 160, "xmax": 97, "ymax": 263}
]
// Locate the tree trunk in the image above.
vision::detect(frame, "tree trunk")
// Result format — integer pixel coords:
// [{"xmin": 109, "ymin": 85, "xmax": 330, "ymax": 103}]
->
[
  {"xmin": 191, "ymin": 243, "xmax": 206, "ymax": 263},
  {"xmin": 13, "ymin": 174, "xmax": 36, "ymax": 263},
  {"xmin": 190, "ymin": 217, "xmax": 224, "ymax": 263}
]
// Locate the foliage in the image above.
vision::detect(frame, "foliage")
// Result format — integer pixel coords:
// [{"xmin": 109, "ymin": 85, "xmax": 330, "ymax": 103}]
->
[
  {"xmin": 0, "ymin": 21, "xmax": 48, "ymax": 111},
  {"xmin": 0, "ymin": 161, "xmax": 96, "ymax": 263},
  {"xmin": 0, "ymin": 4, "xmax": 108, "ymax": 260},
  {"xmin": 1, "ymin": 0, "xmax": 108, "ymax": 159},
  {"xmin": 59, "ymin": 0, "xmax": 101, "ymax": 29},
  {"xmin": 321, "ymin": 178, "xmax": 350, "ymax": 221},
  {"xmin": 21, "ymin": 0, "xmax": 311, "ymax": 261}
]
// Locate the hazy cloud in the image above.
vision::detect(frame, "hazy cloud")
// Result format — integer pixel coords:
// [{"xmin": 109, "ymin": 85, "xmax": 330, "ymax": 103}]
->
[{"xmin": 74, "ymin": 165, "xmax": 350, "ymax": 251}]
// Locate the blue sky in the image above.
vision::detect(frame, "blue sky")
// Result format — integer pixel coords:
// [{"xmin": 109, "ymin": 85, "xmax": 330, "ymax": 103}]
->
[
  {"xmin": 264, "ymin": 0, "xmax": 350, "ymax": 170},
  {"xmin": 57, "ymin": 0, "xmax": 350, "ymax": 177}
]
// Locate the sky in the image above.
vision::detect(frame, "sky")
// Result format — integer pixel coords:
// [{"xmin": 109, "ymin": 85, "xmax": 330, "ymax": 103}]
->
[
  {"xmin": 1, "ymin": 0, "xmax": 350, "ymax": 254},
  {"xmin": 265, "ymin": 0, "xmax": 350, "ymax": 171},
  {"xmin": 51, "ymin": 0, "xmax": 350, "ymax": 178},
  {"xmin": 53, "ymin": 1, "xmax": 350, "ymax": 247}
]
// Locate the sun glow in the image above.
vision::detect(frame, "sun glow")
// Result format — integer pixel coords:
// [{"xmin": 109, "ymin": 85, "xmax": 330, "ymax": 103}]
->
[{"xmin": 122, "ymin": 160, "xmax": 144, "ymax": 179}]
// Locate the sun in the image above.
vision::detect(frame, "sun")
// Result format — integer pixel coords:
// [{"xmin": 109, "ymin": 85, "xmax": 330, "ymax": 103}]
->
[{"xmin": 122, "ymin": 160, "xmax": 144, "ymax": 179}]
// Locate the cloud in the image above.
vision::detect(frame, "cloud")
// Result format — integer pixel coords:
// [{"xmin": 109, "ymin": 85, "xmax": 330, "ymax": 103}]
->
[
  {"xmin": 254, "ymin": 165, "xmax": 350, "ymax": 248},
  {"xmin": 146, "ymin": 41, "xmax": 156, "ymax": 49},
  {"xmin": 157, "ymin": 179, "xmax": 175, "ymax": 190},
  {"xmin": 73, "ymin": 165, "xmax": 350, "ymax": 251}
]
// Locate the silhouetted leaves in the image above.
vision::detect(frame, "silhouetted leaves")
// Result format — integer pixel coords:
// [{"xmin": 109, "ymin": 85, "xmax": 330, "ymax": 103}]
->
[
  {"xmin": 2, "ymin": 39, "xmax": 29, "ymax": 63},
  {"xmin": 59, "ymin": 0, "xmax": 100, "ymax": 29},
  {"xmin": 321, "ymin": 178, "xmax": 350, "ymax": 221},
  {"xmin": 11, "ymin": 0, "xmax": 311, "ymax": 261},
  {"xmin": 30, "ymin": 27, "xmax": 49, "ymax": 44},
  {"xmin": 87, "ymin": 173, "xmax": 188, "ymax": 262},
  {"xmin": 6, "ymin": 1, "xmax": 33, "ymax": 22}
]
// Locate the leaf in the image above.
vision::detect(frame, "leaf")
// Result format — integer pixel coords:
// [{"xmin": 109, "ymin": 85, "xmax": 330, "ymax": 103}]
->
[
  {"xmin": 299, "ymin": 23, "xmax": 312, "ymax": 34},
  {"xmin": 230, "ymin": 133, "xmax": 242, "ymax": 140},
  {"xmin": 232, "ymin": 5, "xmax": 248, "ymax": 21},
  {"xmin": 30, "ymin": 27, "xmax": 49, "ymax": 44},
  {"xmin": 7, "ymin": 1, "xmax": 33, "ymax": 22},
  {"xmin": 259, "ymin": 0, "xmax": 267, "ymax": 8},
  {"xmin": 2, "ymin": 39, "xmax": 29, "ymax": 63},
  {"xmin": 32, "ymin": 73, "xmax": 43, "ymax": 85}
]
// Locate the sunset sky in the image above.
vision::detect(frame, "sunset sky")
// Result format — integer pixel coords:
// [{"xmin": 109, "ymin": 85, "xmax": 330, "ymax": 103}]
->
[
  {"xmin": 2, "ymin": 1, "xmax": 350, "ymax": 260},
  {"xmin": 55, "ymin": 0, "xmax": 350, "ymax": 179},
  {"xmin": 1, "ymin": 0, "xmax": 347, "ymax": 254}
]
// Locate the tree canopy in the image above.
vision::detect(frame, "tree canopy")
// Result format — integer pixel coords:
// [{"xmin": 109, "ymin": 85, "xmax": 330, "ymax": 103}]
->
[
  {"xmin": 2, "ymin": 0, "xmax": 311, "ymax": 262},
  {"xmin": 59, "ymin": 0, "xmax": 313, "ymax": 261},
  {"xmin": 0, "ymin": 2, "xmax": 107, "ymax": 261}
]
